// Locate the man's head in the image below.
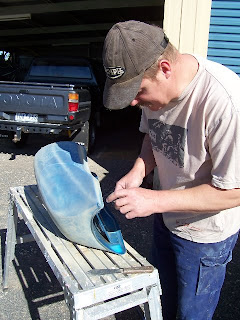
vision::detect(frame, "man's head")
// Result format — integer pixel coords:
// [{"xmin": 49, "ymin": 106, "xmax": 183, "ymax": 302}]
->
[{"xmin": 102, "ymin": 20, "xmax": 169, "ymax": 110}]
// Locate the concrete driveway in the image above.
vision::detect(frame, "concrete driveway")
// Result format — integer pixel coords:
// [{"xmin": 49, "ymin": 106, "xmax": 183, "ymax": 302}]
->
[{"xmin": 0, "ymin": 108, "xmax": 239, "ymax": 320}]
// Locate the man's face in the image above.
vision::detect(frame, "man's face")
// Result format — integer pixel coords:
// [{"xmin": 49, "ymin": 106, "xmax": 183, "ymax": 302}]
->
[{"xmin": 130, "ymin": 75, "xmax": 169, "ymax": 111}]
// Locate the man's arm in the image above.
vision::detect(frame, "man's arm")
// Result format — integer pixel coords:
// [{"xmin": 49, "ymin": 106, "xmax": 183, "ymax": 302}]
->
[
  {"xmin": 107, "ymin": 182, "xmax": 240, "ymax": 219},
  {"xmin": 113, "ymin": 133, "xmax": 156, "ymax": 191},
  {"xmin": 137, "ymin": 133, "xmax": 156, "ymax": 177},
  {"xmin": 155, "ymin": 183, "xmax": 240, "ymax": 213},
  {"xmin": 107, "ymin": 133, "xmax": 240, "ymax": 219}
]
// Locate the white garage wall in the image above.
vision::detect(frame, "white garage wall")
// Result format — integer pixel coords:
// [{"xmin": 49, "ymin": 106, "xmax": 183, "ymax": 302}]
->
[{"xmin": 163, "ymin": 0, "xmax": 212, "ymax": 57}]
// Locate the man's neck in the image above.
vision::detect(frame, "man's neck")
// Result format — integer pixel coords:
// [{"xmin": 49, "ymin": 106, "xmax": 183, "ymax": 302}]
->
[{"xmin": 175, "ymin": 54, "xmax": 199, "ymax": 98}]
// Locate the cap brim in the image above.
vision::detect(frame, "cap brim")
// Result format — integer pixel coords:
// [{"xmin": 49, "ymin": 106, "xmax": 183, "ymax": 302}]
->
[{"xmin": 103, "ymin": 72, "xmax": 144, "ymax": 110}]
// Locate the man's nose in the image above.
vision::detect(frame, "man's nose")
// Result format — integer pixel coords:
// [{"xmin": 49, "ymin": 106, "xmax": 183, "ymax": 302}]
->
[{"xmin": 130, "ymin": 99, "xmax": 139, "ymax": 106}]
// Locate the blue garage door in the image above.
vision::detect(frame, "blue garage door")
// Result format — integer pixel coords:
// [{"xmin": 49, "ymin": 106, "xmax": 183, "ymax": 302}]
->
[{"xmin": 207, "ymin": 0, "xmax": 240, "ymax": 76}]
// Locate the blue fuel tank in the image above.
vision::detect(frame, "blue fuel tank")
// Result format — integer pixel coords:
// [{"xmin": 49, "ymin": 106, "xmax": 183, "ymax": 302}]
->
[{"xmin": 34, "ymin": 141, "xmax": 126, "ymax": 255}]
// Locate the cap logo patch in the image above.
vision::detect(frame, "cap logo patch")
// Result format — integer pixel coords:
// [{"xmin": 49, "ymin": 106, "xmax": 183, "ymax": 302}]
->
[{"xmin": 104, "ymin": 66, "xmax": 125, "ymax": 79}]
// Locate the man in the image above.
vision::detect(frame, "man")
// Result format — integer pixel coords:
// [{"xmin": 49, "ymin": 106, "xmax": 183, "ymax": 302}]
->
[{"xmin": 103, "ymin": 20, "xmax": 240, "ymax": 320}]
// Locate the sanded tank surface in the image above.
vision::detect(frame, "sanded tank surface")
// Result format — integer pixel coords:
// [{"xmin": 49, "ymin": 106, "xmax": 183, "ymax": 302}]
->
[{"xmin": 34, "ymin": 141, "xmax": 126, "ymax": 254}]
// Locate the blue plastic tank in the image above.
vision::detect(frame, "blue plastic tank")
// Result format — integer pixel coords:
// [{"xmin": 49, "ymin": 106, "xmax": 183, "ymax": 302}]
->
[{"xmin": 34, "ymin": 141, "xmax": 126, "ymax": 255}]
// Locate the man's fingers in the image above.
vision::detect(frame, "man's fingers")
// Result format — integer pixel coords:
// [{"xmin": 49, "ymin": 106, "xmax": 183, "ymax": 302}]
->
[
  {"xmin": 106, "ymin": 188, "xmax": 141, "ymax": 220},
  {"xmin": 106, "ymin": 189, "xmax": 127, "ymax": 203},
  {"xmin": 114, "ymin": 197, "xmax": 129, "ymax": 209},
  {"xmin": 119, "ymin": 204, "xmax": 132, "ymax": 214},
  {"xmin": 106, "ymin": 192, "xmax": 118, "ymax": 203},
  {"xmin": 125, "ymin": 211, "xmax": 135, "ymax": 219}
]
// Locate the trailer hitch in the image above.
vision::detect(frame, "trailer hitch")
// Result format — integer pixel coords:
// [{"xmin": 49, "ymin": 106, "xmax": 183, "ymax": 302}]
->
[{"xmin": 12, "ymin": 127, "xmax": 22, "ymax": 143}]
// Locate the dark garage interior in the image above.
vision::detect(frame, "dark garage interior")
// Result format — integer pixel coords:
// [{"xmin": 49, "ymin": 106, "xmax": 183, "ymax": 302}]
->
[
  {"xmin": 0, "ymin": 0, "xmax": 165, "ymax": 135},
  {"xmin": 0, "ymin": 0, "xmax": 164, "ymax": 78}
]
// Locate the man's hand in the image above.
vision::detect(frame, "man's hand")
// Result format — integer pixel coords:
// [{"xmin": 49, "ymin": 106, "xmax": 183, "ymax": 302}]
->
[
  {"xmin": 106, "ymin": 183, "xmax": 240, "ymax": 220},
  {"xmin": 106, "ymin": 187, "xmax": 158, "ymax": 219},
  {"xmin": 114, "ymin": 171, "xmax": 144, "ymax": 192}
]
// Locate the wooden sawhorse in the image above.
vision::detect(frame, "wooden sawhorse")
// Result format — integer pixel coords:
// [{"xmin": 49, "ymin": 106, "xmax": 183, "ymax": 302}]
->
[{"xmin": 2, "ymin": 185, "xmax": 162, "ymax": 320}]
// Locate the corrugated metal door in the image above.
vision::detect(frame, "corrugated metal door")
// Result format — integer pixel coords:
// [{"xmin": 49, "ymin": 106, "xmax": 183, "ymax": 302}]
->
[{"xmin": 207, "ymin": 0, "xmax": 240, "ymax": 76}]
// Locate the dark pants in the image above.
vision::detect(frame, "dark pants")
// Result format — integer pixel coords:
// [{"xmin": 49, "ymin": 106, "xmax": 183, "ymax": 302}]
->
[{"xmin": 151, "ymin": 214, "xmax": 239, "ymax": 320}]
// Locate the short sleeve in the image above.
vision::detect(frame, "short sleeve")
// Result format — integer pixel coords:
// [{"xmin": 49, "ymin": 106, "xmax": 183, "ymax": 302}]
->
[{"xmin": 209, "ymin": 112, "xmax": 240, "ymax": 189}]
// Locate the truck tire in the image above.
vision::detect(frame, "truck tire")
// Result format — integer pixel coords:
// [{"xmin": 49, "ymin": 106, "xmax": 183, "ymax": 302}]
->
[
  {"xmin": 70, "ymin": 120, "xmax": 96, "ymax": 154},
  {"xmin": 88, "ymin": 118, "xmax": 97, "ymax": 154}
]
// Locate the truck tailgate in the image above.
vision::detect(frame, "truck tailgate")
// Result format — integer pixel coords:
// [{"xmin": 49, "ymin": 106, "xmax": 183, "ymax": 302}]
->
[{"xmin": 0, "ymin": 81, "xmax": 89, "ymax": 116}]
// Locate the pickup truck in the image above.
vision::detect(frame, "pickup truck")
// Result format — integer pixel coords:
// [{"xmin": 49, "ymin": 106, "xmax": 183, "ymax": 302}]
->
[{"xmin": 0, "ymin": 57, "xmax": 105, "ymax": 152}]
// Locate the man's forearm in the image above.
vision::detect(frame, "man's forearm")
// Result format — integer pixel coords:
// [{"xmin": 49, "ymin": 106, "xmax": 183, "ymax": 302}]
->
[
  {"xmin": 155, "ymin": 183, "xmax": 240, "ymax": 214},
  {"xmin": 132, "ymin": 133, "xmax": 156, "ymax": 178},
  {"xmin": 107, "ymin": 181, "xmax": 240, "ymax": 219}
]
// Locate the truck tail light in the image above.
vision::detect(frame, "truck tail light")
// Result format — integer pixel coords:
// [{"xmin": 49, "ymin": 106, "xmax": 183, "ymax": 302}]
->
[{"xmin": 68, "ymin": 93, "xmax": 79, "ymax": 112}]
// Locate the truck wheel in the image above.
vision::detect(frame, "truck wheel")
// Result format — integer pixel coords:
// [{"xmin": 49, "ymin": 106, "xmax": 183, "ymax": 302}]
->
[
  {"xmin": 70, "ymin": 120, "xmax": 96, "ymax": 154},
  {"xmin": 88, "ymin": 118, "xmax": 97, "ymax": 154}
]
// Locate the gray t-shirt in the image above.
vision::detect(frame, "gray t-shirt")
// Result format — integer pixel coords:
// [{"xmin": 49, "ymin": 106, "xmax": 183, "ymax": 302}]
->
[{"xmin": 139, "ymin": 55, "xmax": 240, "ymax": 243}]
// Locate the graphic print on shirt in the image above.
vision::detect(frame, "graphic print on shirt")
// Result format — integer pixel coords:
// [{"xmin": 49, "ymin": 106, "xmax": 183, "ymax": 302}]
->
[{"xmin": 148, "ymin": 119, "xmax": 187, "ymax": 168}]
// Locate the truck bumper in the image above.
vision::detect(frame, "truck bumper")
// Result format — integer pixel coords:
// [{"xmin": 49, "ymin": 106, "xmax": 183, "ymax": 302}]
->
[
  {"xmin": 0, "ymin": 121, "xmax": 83, "ymax": 134},
  {"xmin": 0, "ymin": 120, "xmax": 85, "ymax": 142}
]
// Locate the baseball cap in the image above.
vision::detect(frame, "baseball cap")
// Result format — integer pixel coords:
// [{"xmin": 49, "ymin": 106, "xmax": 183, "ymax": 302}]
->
[{"xmin": 102, "ymin": 20, "xmax": 169, "ymax": 110}]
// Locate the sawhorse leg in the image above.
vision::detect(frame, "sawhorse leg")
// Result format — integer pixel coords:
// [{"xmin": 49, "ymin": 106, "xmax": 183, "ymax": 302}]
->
[
  {"xmin": 2, "ymin": 196, "xmax": 18, "ymax": 290},
  {"xmin": 143, "ymin": 284, "xmax": 163, "ymax": 320}
]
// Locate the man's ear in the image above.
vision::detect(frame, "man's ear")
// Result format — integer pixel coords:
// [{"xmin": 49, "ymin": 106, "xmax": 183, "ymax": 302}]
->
[{"xmin": 158, "ymin": 60, "xmax": 171, "ymax": 79}]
